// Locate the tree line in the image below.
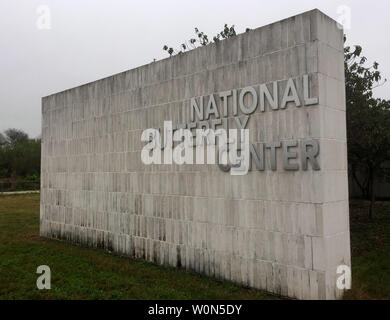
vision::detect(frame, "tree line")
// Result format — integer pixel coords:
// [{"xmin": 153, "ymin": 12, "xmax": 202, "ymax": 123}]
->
[{"xmin": 0, "ymin": 129, "xmax": 41, "ymax": 183}]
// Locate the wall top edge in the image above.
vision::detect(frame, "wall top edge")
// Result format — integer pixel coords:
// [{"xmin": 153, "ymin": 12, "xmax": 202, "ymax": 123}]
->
[{"xmin": 42, "ymin": 8, "xmax": 340, "ymax": 103}]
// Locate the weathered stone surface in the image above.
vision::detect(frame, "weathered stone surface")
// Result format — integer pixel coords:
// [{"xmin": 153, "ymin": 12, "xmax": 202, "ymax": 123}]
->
[{"xmin": 40, "ymin": 9, "xmax": 350, "ymax": 299}]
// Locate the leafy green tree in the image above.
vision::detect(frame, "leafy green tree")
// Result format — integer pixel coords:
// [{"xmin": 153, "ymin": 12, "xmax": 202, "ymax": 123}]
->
[
  {"xmin": 163, "ymin": 24, "xmax": 239, "ymax": 56},
  {"xmin": 0, "ymin": 129, "xmax": 41, "ymax": 180},
  {"xmin": 9, "ymin": 139, "xmax": 41, "ymax": 177},
  {"xmin": 0, "ymin": 133, "xmax": 6, "ymax": 145},
  {"xmin": 345, "ymin": 40, "xmax": 390, "ymax": 218},
  {"xmin": 4, "ymin": 128, "xmax": 28, "ymax": 144}
]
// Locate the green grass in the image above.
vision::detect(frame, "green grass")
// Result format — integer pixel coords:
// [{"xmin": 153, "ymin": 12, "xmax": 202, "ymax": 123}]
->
[
  {"xmin": 343, "ymin": 200, "xmax": 390, "ymax": 300},
  {"xmin": 0, "ymin": 194, "xmax": 277, "ymax": 300},
  {"xmin": 0, "ymin": 194, "xmax": 388, "ymax": 299}
]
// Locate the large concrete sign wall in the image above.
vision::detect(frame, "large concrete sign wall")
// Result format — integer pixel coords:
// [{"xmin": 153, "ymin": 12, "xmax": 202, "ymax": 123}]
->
[{"xmin": 41, "ymin": 9, "xmax": 351, "ymax": 299}]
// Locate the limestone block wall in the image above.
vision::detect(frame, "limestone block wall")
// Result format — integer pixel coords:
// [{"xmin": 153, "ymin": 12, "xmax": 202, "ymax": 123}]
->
[{"xmin": 40, "ymin": 9, "xmax": 350, "ymax": 299}]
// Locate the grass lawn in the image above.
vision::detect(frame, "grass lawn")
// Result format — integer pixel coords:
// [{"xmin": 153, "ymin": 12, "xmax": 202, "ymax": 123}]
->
[
  {"xmin": 0, "ymin": 194, "xmax": 277, "ymax": 300},
  {"xmin": 343, "ymin": 199, "xmax": 390, "ymax": 299},
  {"xmin": 0, "ymin": 194, "xmax": 388, "ymax": 300}
]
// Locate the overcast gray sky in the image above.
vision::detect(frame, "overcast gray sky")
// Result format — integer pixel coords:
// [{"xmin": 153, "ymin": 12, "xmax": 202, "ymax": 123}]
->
[{"xmin": 1, "ymin": 0, "xmax": 389, "ymax": 138}]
